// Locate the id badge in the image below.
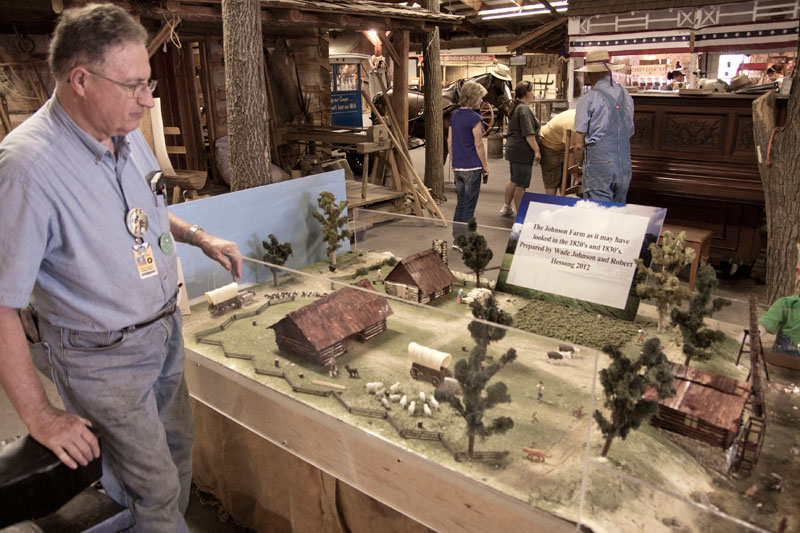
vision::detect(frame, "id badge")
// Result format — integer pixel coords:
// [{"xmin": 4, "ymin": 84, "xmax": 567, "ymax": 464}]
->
[{"xmin": 132, "ymin": 242, "xmax": 159, "ymax": 279}]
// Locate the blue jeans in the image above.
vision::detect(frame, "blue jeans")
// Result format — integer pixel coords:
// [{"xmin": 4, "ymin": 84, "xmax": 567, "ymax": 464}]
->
[
  {"xmin": 35, "ymin": 306, "xmax": 193, "ymax": 533},
  {"xmin": 453, "ymin": 169, "xmax": 482, "ymax": 240},
  {"xmin": 772, "ymin": 332, "xmax": 800, "ymax": 356}
]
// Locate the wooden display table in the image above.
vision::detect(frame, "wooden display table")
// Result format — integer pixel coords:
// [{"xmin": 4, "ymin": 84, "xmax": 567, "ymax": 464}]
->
[
  {"xmin": 185, "ymin": 349, "xmax": 575, "ymax": 533},
  {"xmin": 660, "ymin": 224, "xmax": 713, "ymax": 291}
]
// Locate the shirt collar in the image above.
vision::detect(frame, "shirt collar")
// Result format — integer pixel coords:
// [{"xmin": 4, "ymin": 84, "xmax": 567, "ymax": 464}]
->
[{"xmin": 50, "ymin": 95, "xmax": 128, "ymax": 161}]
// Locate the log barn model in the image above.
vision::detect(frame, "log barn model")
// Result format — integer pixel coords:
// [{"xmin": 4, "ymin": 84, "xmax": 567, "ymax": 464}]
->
[
  {"xmin": 269, "ymin": 279, "xmax": 393, "ymax": 366},
  {"xmin": 643, "ymin": 362, "xmax": 752, "ymax": 449},
  {"xmin": 384, "ymin": 248, "xmax": 457, "ymax": 303}
]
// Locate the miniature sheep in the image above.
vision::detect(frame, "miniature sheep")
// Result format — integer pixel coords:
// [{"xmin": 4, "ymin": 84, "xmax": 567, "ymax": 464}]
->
[
  {"xmin": 366, "ymin": 382, "xmax": 384, "ymax": 394},
  {"xmin": 399, "ymin": 395, "xmax": 408, "ymax": 409},
  {"xmin": 375, "ymin": 387, "xmax": 387, "ymax": 398},
  {"xmin": 380, "ymin": 397, "xmax": 391, "ymax": 410},
  {"xmin": 429, "ymin": 396, "xmax": 440, "ymax": 410},
  {"xmin": 408, "ymin": 400, "xmax": 416, "ymax": 416},
  {"xmin": 419, "ymin": 391, "xmax": 426, "ymax": 403},
  {"xmin": 389, "ymin": 382, "xmax": 402, "ymax": 394},
  {"xmin": 389, "ymin": 394, "xmax": 402, "ymax": 402},
  {"xmin": 423, "ymin": 403, "xmax": 432, "ymax": 418}
]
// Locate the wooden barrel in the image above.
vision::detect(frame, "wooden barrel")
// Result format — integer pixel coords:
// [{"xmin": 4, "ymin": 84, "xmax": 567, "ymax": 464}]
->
[{"xmin": 487, "ymin": 133, "xmax": 504, "ymax": 159}]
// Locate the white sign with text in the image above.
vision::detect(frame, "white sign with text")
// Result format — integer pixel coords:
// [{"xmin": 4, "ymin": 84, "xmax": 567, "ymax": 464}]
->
[{"xmin": 506, "ymin": 202, "xmax": 649, "ymax": 309}]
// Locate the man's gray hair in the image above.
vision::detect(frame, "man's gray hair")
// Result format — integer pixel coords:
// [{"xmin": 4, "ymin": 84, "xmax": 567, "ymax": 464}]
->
[
  {"xmin": 48, "ymin": 3, "xmax": 147, "ymax": 82},
  {"xmin": 459, "ymin": 80, "xmax": 488, "ymax": 109}
]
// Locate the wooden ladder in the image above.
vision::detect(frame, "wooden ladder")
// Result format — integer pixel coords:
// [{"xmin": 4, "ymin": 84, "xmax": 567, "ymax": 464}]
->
[{"xmin": 730, "ymin": 295, "xmax": 767, "ymax": 476}]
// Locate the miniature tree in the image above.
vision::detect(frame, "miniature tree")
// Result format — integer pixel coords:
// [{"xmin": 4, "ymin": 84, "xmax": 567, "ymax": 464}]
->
[
  {"xmin": 435, "ymin": 295, "xmax": 517, "ymax": 457},
  {"xmin": 312, "ymin": 191, "xmax": 353, "ymax": 271},
  {"xmin": 671, "ymin": 263, "xmax": 731, "ymax": 367},
  {"xmin": 455, "ymin": 217, "xmax": 493, "ymax": 288},
  {"xmin": 635, "ymin": 231, "xmax": 696, "ymax": 333},
  {"xmin": 594, "ymin": 338, "xmax": 675, "ymax": 458},
  {"xmin": 262, "ymin": 234, "xmax": 293, "ymax": 287}
]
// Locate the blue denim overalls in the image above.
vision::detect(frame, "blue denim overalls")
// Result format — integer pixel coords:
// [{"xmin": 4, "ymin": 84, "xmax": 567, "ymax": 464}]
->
[{"xmin": 582, "ymin": 86, "xmax": 632, "ymax": 204}]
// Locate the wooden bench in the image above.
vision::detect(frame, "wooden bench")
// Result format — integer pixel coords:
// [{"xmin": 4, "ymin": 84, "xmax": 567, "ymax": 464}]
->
[{"xmin": 659, "ymin": 224, "xmax": 713, "ymax": 291}]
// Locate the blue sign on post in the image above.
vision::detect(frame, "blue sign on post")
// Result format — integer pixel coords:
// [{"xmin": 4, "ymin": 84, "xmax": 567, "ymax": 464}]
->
[{"xmin": 331, "ymin": 62, "xmax": 362, "ymax": 127}]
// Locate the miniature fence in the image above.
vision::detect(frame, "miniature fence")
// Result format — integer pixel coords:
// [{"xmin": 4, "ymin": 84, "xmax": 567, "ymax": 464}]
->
[{"xmin": 193, "ymin": 304, "xmax": 509, "ymax": 463}]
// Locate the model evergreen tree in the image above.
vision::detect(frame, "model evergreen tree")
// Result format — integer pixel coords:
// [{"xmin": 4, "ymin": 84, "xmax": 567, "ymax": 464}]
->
[
  {"xmin": 435, "ymin": 295, "xmax": 517, "ymax": 457},
  {"xmin": 455, "ymin": 217, "xmax": 493, "ymax": 288},
  {"xmin": 671, "ymin": 263, "xmax": 731, "ymax": 367},
  {"xmin": 312, "ymin": 191, "xmax": 353, "ymax": 271},
  {"xmin": 635, "ymin": 231, "xmax": 695, "ymax": 333},
  {"xmin": 594, "ymin": 338, "xmax": 675, "ymax": 457},
  {"xmin": 262, "ymin": 234, "xmax": 293, "ymax": 287}
]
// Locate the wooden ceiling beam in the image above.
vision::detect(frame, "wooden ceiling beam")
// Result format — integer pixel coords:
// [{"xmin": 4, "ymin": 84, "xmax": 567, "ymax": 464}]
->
[
  {"xmin": 456, "ymin": 0, "xmax": 483, "ymax": 12},
  {"xmin": 458, "ymin": 18, "xmax": 484, "ymax": 38},
  {"xmin": 377, "ymin": 31, "xmax": 402, "ymax": 66},
  {"xmin": 506, "ymin": 16, "xmax": 565, "ymax": 52},
  {"xmin": 539, "ymin": 0, "xmax": 563, "ymax": 18}
]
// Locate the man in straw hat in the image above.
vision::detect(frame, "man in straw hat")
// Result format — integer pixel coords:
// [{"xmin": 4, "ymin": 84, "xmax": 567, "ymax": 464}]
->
[{"xmin": 573, "ymin": 50, "xmax": 635, "ymax": 203}]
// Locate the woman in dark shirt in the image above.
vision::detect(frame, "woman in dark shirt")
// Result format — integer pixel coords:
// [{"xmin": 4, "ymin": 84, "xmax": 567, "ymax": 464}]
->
[
  {"xmin": 501, "ymin": 81, "xmax": 541, "ymax": 217},
  {"xmin": 447, "ymin": 80, "xmax": 489, "ymax": 246}
]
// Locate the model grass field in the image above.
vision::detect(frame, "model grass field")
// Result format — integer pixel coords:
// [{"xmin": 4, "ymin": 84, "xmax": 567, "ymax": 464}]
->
[{"xmin": 182, "ymin": 250, "xmax": 799, "ymax": 533}]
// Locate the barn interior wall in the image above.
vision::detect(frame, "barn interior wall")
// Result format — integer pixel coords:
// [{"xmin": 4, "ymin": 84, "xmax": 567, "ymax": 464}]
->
[{"xmin": 0, "ymin": 34, "xmax": 54, "ymax": 141}]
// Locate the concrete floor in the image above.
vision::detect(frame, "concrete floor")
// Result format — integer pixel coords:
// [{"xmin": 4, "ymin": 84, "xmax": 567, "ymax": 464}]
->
[{"xmin": 0, "ymin": 142, "xmax": 766, "ymax": 531}]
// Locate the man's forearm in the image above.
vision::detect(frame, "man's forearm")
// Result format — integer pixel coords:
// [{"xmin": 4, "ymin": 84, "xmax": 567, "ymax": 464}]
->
[{"xmin": 0, "ymin": 306, "xmax": 52, "ymax": 428}]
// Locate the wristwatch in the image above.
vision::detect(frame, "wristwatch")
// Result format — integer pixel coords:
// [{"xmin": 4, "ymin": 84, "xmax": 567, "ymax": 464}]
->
[{"xmin": 185, "ymin": 224, "xmax": 203, "ymax": 245}]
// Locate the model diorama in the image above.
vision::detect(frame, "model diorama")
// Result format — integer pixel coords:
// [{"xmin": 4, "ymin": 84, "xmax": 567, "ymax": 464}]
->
[
  {"xmin": 384, "ymin": 248, "xmax": 457, "ymax": 303},
  {"xmin": 312, "ymin": 190, "xmax": 352, "ymax": 271},
  {"xmin": 204, "ymin": 282, "xmax": 255, "ymax": 315},
  {"xmin": 269, "ymin": 278, "xmax": 392, "ymax": 366},
  {"xmin": 262, "ymin": 234, "xmax": 293, "ymax": 287},
  {"xmin": 634, "ymin": 230, "xmax": 695, "ymax": 333},
  {"xmin": 454, "ymin": 217, "xmax": 493, "ymax": 288},
  {"xmin": 183, "ymin": 228, "xmax": 796, "ymax": 532}
]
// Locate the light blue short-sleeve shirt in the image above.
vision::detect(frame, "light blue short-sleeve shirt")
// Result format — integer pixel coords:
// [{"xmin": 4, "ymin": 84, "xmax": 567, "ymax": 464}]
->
[
  {"xmin": 574, "ymin": 77, "xmax": 635, "ymax": 144},
  {"xmin": 0, "ymin": 97, "xmax": 179, "ymax": 331}
]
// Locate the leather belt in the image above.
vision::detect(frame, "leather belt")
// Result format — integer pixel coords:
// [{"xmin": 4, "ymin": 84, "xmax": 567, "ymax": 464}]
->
[{"xmin": 131, "ymin": 303, "xmax": 177, "ymax": 331}]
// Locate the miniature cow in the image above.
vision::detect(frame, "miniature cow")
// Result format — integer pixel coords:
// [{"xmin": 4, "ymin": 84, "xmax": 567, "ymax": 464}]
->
[
  {"xmin": 522, "ymin": 447, "xmax": 552, "ymax": 463},
  {"xmin": 546, "ymin": 351, "xmax": 564, "ymax": 364},
  {"xmin": 344, "ymin": 365, "xmax": 359, "ymax": 378},
  {"xmin": 572, "ymin": 405, "xmax": 584, "ymax": 419}
]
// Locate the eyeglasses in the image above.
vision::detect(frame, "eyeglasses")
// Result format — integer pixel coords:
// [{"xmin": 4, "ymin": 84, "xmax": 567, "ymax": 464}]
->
[{"xmin": 86, "ymin": 70, "xmax": 157, "ymax": 98}]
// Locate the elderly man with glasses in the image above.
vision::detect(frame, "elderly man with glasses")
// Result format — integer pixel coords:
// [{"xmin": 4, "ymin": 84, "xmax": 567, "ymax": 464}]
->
[{"xmin": 0, "ymin": 4, "xmax": 242, "ymax": 531}]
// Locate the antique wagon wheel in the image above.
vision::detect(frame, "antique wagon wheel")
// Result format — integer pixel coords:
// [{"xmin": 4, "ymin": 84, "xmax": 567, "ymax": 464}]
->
[{"xmin": 479, "ymin": 101, "xmax": 494, "ymax": 136}]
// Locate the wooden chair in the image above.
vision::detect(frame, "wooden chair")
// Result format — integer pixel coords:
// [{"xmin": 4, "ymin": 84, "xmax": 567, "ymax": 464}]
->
[
  {"xmin": 139, "ymin": 98, "xmax": 207, "ymax": 204},
  {"xmin": 559, "ymin": 128, "xmax": 581, "ymax": 196}
]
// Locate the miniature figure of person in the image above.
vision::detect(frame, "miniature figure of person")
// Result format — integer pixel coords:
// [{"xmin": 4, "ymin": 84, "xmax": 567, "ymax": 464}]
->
[
  {"xmin": 636, "ymin": 328, "xmax": 647, "ymax": 345},
  {"xmin": 457, "ymin": 288, "xmax": 463, "ymax": 304},
  {"xmin": 0, "ymin": 6, "xmax": 242, "ymax": 531},
  {"xmin": 375, "ymin": 269, "xmax": 383, "ymax": 284},
  {"xmin": 537, "ymin": 380, "xmax": 545, "ymax": 401},
  {"xmin": 757, "ymin": 267, "xmax": 800, "ymax": 356}
]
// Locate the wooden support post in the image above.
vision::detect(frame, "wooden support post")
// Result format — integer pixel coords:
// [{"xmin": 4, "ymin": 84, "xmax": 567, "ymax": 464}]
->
[
  {"xmin": 362, "ymin": 90, "xmax": 445, "ymax": 222},
  {"xmin": 390, "ymin": 30, "xmax": 410, "ymax": 154},
  {"xmin": 388, "ymin": 150, "xmax": 422, "ymax": 216},
  {"xmin": 361, "ymin": 152, "xmax": 370, "ymax": 200}
]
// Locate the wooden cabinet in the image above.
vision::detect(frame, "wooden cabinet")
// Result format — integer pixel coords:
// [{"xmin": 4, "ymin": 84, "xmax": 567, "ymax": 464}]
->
[{"xmin": 627, "ymin": 93, "xmax": 787, "ymax": 263}]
